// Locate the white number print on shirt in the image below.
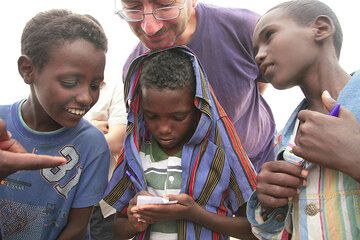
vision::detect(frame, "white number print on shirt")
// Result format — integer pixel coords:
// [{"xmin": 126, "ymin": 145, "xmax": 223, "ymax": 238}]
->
[{"xmin": 41, "ymin": 146, "xmax": 82, "ymax": 198}]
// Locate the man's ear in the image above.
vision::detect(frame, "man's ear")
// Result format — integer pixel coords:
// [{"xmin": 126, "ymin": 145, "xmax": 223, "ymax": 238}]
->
[
  {"xmin": 312, "ymin": 15, "xmax": 334, "ymax": 42},
  {"xmin": 18, "ymin": 55, "xmax": 35, "ymax": 84}
]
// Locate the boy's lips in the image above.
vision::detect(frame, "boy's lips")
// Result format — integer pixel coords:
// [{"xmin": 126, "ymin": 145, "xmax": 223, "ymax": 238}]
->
[
  {"xmin": 259, "ymin": 63, "xmax": 274, "ymax": 78},
  {"xmin": 260, "ymin": 62, "xmax": 274, "ymax": 77},
  {"xmin": 158, "ymin": 138, "xmax": 173, "ymax": 145},
  {"xmin": 159, "ymin": 138, "xmax": 172, "ymax": 142}
]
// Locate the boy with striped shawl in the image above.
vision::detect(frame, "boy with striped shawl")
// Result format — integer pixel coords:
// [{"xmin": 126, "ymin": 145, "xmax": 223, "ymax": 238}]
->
[
  {"xmin": 247, "ymin": 1, "xmax": 360, "ymax": 239},
  {"xmin": 103, "ymin": 46, "xmax": 257, "ymax": 239}
]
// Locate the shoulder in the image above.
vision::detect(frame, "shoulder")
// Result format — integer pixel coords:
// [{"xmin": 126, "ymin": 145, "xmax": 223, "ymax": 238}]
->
[
  {"xmin": 0, "ymin": 102, "xmax": 22, "ymax": 126},
  {"xmin": 0, "ymin": 104, "xmax": 12, "ymax": 118},
  {"xmin": 74, "ymin": 119, "xmax": 108, "ymax": 147},
  {"xmin": 337, "ymin": 70, "xmax": 360, "ymax": 120},
  {"xmin": 197, "ymin": 3, "xmax": 259, "ymax": 30},
  {"xmin": 123, "ymin": 43, "xmax": 148, "ymax": 79}
]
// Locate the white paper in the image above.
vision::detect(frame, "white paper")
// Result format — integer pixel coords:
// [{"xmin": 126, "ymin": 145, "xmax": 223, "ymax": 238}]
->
[{"xmin": 136, "ymin": 195, "xmax": 178, "ymax": 206}]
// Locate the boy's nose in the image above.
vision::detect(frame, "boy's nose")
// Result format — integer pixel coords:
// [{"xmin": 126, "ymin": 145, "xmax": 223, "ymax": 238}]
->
[
  {"xmin": 76, "ymin": 89, "xmax": 93, "ymax": 106},
  {"xmin": 255, "ymin": 48, "xmax": 267, "ymax": 66},
  {"xmin": 158, "ymin": 121, "xmax": 171, "ymax": 135}
]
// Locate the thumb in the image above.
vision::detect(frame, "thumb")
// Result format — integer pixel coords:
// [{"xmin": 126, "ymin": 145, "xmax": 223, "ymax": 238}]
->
[{"xmin": 321, "ymin": 90, "xmax": 337, "ymax": 112}]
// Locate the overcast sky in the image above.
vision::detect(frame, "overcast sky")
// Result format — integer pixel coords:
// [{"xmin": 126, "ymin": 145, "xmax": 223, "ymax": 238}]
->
[{"xmin": 1, "ymin": 0, "xmax": 358, "ymax": 128}]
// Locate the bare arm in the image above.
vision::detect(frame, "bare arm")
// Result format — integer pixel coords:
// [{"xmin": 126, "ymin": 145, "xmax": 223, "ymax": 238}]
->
[
  {"xmin": 190, "ymin": 202, "xmax": 256, "ymax": 239},
  {"xmin": 104, "ymin": 124, "xmax": 126, "ymax": 157},
  {"xmin": 57, "ymin": 207, "xmax": 93, "ymax": 240}
]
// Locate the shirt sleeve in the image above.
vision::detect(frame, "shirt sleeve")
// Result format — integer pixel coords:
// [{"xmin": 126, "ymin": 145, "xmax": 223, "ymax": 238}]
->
[
  {"xmin": 246, "ymin": 191, "xmax": 292, "ymax": 240},
  {"xmin": 71, "ymin": 136, "xmax": 111, "ymax": 208}
]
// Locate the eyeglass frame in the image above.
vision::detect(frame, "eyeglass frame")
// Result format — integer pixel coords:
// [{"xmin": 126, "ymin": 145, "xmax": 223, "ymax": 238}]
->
[{"xmin": 114, "ymin": 0, "xmax": 188, "ymax": 22}]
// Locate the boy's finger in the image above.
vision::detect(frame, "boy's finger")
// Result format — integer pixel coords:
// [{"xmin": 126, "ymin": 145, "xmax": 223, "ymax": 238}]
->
[
  {"xmin": 0, "ymin": 119, "xmax": 10, "ymax": 141},
  {"xmin": 321, "ymin": 90, "xmax": 337, "ymax": 112},
  {"xmin": 0, "ymin": 151, "xmax": 66, "ymax": 171}
]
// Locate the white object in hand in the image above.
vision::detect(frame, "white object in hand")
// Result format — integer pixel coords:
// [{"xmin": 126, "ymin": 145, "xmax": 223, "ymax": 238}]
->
[{"xmin": 136, "ymin": 195, "xmax": 178, "ymax": 206}]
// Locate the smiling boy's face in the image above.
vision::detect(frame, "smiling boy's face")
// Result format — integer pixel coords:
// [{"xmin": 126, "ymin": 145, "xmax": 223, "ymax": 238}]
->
[
  {"xmin": 22, "ymin": 39, "xmax": 106, "ymax": 131},
  {"xmin": 141, "ymin": 85, "xmax": 196, "ymax": 156},
  {"xmin": 252, "ymin": 8, "xmax": 318, "ymax": 90}
]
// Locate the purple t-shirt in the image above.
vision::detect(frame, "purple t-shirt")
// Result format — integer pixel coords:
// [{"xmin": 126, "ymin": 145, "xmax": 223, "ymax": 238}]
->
[{"xmin": 123, "ymin": 4, "xmax": 275, "ymax": 171}]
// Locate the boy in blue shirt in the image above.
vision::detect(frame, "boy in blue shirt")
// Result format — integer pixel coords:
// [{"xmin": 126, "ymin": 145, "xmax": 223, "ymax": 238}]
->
[{"xmin": 0, "ymin": 9, "xmax": 110, "ymax": 239}]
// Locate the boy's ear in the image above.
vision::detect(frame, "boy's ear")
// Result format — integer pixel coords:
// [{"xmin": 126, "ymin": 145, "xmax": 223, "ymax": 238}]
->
[
  {"xmin": 312, "ymin": 15, "xmax": 335, "ymax": 42},
  {"xmin": 18, "ymin": 55, "xmax": 35, "ymax": 84}
]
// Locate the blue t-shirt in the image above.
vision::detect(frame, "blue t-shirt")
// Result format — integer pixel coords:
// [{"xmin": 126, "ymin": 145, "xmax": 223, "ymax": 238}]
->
[{"xmin": 0, "ymin": 101, "xmax": 110, "ymax": 240}]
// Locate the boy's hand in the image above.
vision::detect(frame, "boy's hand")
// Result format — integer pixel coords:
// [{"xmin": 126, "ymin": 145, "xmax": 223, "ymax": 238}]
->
[
  {"xmin": 90, "ymin": 119, "xmax": 109, "ymax": 134},
  {"xmin": 293, "ymin": 92, "xmax": 360, "ymax": 182},
  {"xmin": 127, "ymin": 191, "xmax": 151, "ymax": 232},
  {"xmin": 131, "ymin": 193, "xmax": 198, "ymax": 223},
  {"xmin": 0, "ymin": 119, "xmax": 66, "ymax": 179},
  {"xmin": 256, "ymin": 161, "xmax": 307, "ymax": 208}
]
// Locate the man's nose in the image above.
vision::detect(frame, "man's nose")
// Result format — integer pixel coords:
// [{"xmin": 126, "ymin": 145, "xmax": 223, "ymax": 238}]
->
[{"xmin": 141, "ymin": 12, "xmax": 164, "ymax": 36}]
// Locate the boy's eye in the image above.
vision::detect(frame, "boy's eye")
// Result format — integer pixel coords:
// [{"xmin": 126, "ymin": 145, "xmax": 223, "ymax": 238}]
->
[
  {"xmin": 264, "ymin": 30, "xmax": 274, "ymax": 41},
  {"xmin": 90, "ymin": 82, "xmax": 102, "ymax": 91},
  {"xmin": 144, "ymin": 113, "xmax": 157, "ymax": 120},
  {"xmin": 173, "ymin": 114, "xmax": 186, "ymax": 121},
  {"xmin": 60, "ymin": 79, "xmax": 78, "ymax": 88}
]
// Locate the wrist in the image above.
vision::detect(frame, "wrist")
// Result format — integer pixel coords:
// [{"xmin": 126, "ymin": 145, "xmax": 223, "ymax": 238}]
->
[
  {"xmin": 187, "ymin": 202, "xmax": 202, "ymax": 222},
  {"xmin": 260, "ymin": 206, "xmax": 275, "ymax": 221}
]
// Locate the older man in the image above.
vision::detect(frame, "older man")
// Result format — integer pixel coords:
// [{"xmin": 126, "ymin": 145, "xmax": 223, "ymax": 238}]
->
[{"xmin": 117, "ymin": 0, "xmax": 275, "ymax": 171}]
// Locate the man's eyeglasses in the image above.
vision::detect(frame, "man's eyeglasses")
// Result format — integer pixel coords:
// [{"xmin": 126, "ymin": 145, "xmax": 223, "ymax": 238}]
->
[{"xmin": 115, "ymin": 0, "xmax": 188, "ymax": 22}]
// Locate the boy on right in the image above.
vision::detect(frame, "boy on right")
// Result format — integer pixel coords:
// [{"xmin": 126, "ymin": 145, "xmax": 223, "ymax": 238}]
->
[{"xmin": 247, "ymin": 0, "xmax": 360, "ymax": 239}]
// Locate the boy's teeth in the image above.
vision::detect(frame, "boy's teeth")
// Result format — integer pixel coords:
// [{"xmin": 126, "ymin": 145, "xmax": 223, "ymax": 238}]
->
[{"xmin": 67, "ymin": 108, "xmax": 85, "ymax": 115}]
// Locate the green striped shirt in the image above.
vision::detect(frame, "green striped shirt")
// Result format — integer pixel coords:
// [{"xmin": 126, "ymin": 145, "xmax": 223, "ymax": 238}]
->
[{"xmin": 140, "ymin": 140, "xmax": 182, "ymax": 240}]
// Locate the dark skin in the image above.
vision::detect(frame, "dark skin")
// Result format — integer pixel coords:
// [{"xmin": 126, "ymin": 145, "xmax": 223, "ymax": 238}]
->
[
  {"xmin": 293, "ymin": 93, "xmax": 360, "ymax": 183},
  {"xmin": 113, "ymin": 191, "xmax": 256, "ymax": 239},
  {"xmin": 0, "ymin": 119, "xmax": 66, "ymax": 180},
  {"xmin": 57, "ymin": 207, "xmax": 94, "ymax": 239}
]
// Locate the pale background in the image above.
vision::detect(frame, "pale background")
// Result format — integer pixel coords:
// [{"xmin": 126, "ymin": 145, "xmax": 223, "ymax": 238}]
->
[{"xmin": 1, "ymin": 0, "xmax": 359, "ymax": 130}]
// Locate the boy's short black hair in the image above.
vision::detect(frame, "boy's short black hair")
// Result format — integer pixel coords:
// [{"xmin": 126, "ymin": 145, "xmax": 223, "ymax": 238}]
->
[
  {"xmin": 270, "ymin": 0, "xmax": 342, "ymax": 58},
  {"xmin": 139, "ymin": 49, "xmax": 195, "ymax": 95},
  {"xmin": 21, "ymin": 9, "xmax": 108, "ymax": 71}
]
